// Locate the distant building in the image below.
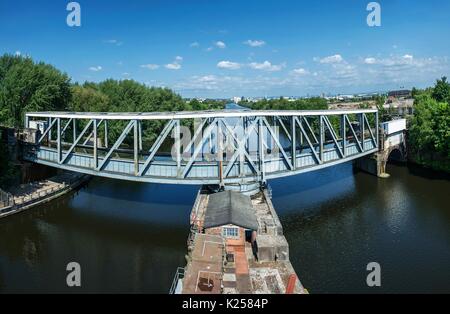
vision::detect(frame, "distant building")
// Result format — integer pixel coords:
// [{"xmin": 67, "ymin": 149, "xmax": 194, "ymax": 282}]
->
[
  {"xmin": 232, "ymin": 96, "xmax": 244, "ymax": 104},
  {"xmin": 388, "ymin": 90, "xmax": 412, "ymax": 100}
]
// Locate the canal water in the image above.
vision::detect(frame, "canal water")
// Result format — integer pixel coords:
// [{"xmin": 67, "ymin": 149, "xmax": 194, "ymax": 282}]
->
[{"xmin": 0, "ymin": 162, "xmax": 449, "ymax": 293}]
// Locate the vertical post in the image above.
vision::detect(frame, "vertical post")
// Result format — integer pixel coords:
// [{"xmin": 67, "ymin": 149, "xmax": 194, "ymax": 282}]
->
[
  {"xmin": 209, "ymin": 118, "xmax": 213, "ymax": 156},
  {"xmin": 25, "ymin": 115, "xmax": 29, "ymax": 128},
  {"xmin": 138, "ymin": 120, "xmax": 143, "ymax": 151},
  {"xmin": 341, "ymin": 115, "xmax": 346, "ymax": 157},
  {"xmin": 360, "ymin": 113, "xmax": 365, "ymax": 151},
  {"xmin": 175, "ymin": 120, "xmax": 181, "ymax": 174},
  {"xmin": 319, "ymin": 116, "xmax": 324, "ymax": 163},
  {"xmin": 217, "ymin": 120, "xmax": 224, "ymax": 188},
  {"xmin": 93, "ymin": 119, "xmax": 98, "ymax": 168},
  {"xmin": 104, "ymin": 120, "xmax": 108, "ymax": 148},
  {"xmin": 57, "ymin": 118, "xmax": 61, "ymax": 163},
  {"xmin": 291, "ymin": 116, "xmax": 296, "ymax": 169},
  {"xmin": 299, "ymin": 117, "xmax": 303, "ymax": 149},
  {"xmin": 258, "ymin": 118, "xmax": 265, "ymax": 183},
  {"xmin": 375, "ymin": 111, "xmax": 379, "ymax": 149},
  {"xmin": 134, "ymin": 120, "xmax": 139, "ymax": 176},
  {"xmin": 239, "ymin": 118, "xmax": 245, "ymax": 177},
  {"xmin": 48, "ymin": 117, "xmax": 52, "ymax": 143},
  {"xmin": 73, "ymin": 119, "xmax": 76, "ymax": 144},
  {"xmin": 244, "ymin": 117, "xmax": 249, "ymax": 152}
]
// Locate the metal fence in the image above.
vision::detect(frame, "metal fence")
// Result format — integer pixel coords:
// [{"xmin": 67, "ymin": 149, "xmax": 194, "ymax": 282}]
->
[
  {"xmin": 169, "ymin": 267, "xmax": 185, "ymax": 294},
  {"xmin": 13, "ymin": 183, "xmax": 67, "ymax": 206},
  {"xmin": 0, "ymin": 189, "xmax": 14, "ymax": 210}
]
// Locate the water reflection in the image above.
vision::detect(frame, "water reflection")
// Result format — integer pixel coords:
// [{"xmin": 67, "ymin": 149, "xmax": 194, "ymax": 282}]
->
[
  {"xmin": 271, "ymin": 163, "xmax": 450, "ymax": 293},
  {"xmin": 0, "ymin": 180, "xmax": 197, "ymax": 293},
  {"xmin": 0, "ymin": 162, "xmax": 449, "ymax": 293}
]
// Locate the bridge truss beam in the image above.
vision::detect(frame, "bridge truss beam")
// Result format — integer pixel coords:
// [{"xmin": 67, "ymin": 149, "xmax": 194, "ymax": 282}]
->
[{"xmin": 24, "ymin": 109, "xmax": 379, "ymax": 185}]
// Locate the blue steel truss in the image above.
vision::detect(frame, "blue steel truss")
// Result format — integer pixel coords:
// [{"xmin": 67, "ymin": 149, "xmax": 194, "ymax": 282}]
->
[{"xmin": 23, "ymin": 109, "xmax": 379, "ymax": 185}]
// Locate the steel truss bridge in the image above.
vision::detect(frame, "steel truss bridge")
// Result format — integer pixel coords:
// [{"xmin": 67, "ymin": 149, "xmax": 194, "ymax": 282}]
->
[{"xmin": 23, "ymin": 109, "xmax": 379, "ymax": 187}]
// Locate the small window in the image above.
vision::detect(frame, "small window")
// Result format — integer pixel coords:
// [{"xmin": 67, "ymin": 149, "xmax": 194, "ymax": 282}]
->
[{"xmin": 222, "ymin": 226, "xmax": 239, "ymax": 239}]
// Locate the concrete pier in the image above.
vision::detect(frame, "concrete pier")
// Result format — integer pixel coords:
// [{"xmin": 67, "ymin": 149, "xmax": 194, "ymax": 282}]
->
[
  {"xmin": 355, "ymin": 121, "xmax": 407, "ymax": 178},
  {"xmin": 172, "ymin": 187, "xmax": 307, "ymax": 294},
  {"xmin": 355, "ymin": 153, "xmax": 390, "ymax": 178}
]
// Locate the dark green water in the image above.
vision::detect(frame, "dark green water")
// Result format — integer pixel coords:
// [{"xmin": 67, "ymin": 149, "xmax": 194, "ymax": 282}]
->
[{"xmin": 0, "ymin": 162, "xmax": 449, "ymax": 293}]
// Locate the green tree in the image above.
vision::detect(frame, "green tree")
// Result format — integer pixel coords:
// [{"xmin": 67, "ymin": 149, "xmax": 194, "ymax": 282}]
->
[
  {"xmin": 432, "ymin": 76, "xmax": 450, "ymax": 103},
  {"xmin": 0, "ymin": 54, "xmax": 71, "ymax": 127},
  {"xmin": 69, "ymin": 85, "xmax": 110, "ymax": 112},
  {"xmin": 409, "ymin": 87, "xmax": 450, "ymax": 172}
]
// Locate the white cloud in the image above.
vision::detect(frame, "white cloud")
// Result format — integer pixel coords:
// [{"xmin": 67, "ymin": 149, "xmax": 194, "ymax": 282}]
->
[
  {"xmin": 164, "ymin": 56, "xmax": 183, "ymax": 70},
  {"xmin": 190, "ymin": 42, "xmax": 199, "ymax": 47},
  {"xmin": 197, "ymin": 75, "xmax": 218, "ymax": 83},
  {"xmin": 140, "ymin": 64, "xmax": 159, "ymax": 70},
  {"xmin": 249, "ymin": 61, "xmax": 285, "ymax": 72},
  {"xmin": 217, "ymin": 61, "xmax": 241, "ymax": 70},
  {"xmin": 173, "ymin": 53, "xmax": 450, "ymax": 97},
  {"xmin": 174, "ymin": 75, "xmax": 250, "ymax": 92},
  {"xmin": 89, "ymin": 66, "xmax": 102, "ymax": 72},
  {"xmin": 317, "ymin": 54, "xmax": 344, "ymax": 64},
  {"xmin": 364, "ymin": 57, "xmax": 377, "ymax": 64},
  {"xmin": 402, "ymin": 54, "xmax": 414, "ymax": 61},
  {"xmin": 292, "ymin": 68, "xmax": 309, "ymax": 75},
  {"xmin": 336, "ymin": 54, "xmax": 449, "ymax": 90},
  {"xmin": 215, "ymin": 41, "xmax": 226, "ymax": 49},
  {"xmin": 165, "ymin": 63, "xmax": 181, "ymax": 70},
  {"xmin": 206, "ymin": 47, "xmax": 214, "ymax": 52},
  {"xmin": 363, "ymin": 54, "xmax": 416, "ymax": 67},
  {"xmin": 244, "ymin": 40, "xmax": 266, "ymax": 47},
  {"xmin": 15, "ymin": 51, "xmax": 21, "ymax": 56}
]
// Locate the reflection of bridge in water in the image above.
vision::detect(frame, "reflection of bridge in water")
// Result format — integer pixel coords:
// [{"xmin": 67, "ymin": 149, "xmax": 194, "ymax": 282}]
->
[{"xmin": 23, "ymin": 109, "xmax": 383, "ymax": 192}]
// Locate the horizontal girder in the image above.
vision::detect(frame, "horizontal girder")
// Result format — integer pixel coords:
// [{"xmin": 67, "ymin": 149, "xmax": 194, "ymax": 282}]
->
[{"xmin": 26, "ymin": 109, "xmax": 377, "ymax": 121}]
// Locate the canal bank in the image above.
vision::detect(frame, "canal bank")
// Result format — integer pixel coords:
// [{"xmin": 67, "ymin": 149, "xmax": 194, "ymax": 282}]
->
[
  {"xmin": 0, "ymin": 162, "xmax": 449, "ymax": 293},
  {"xmin": 0, "ymin": 172, "xmax": 90, "ymax": 219}
]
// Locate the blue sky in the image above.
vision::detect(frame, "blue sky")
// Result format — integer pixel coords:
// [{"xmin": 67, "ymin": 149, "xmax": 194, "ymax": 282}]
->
[{"xmin": 1, "ymin": 0, "xmax": 450, "ymax": 98}]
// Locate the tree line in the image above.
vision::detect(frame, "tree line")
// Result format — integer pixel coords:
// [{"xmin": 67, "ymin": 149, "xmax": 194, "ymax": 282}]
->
[
  {"xmin": 239, "ymin": 97, "xmax": 328, "ymax": 111},
  {"xmin": 408, "ymin": 77, "xmax": 450, "ymax": 173}
]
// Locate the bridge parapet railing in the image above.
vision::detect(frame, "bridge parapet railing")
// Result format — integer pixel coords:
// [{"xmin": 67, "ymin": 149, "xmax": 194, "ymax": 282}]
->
[
  {"xmin": 0, "ymin": 189, "xmax": 14, "ymax": 210},
  {"xmin": 12, "ymin": 183, "xmax": 67, "ymax": 206},
  {"xmin": 24, "ymin": 109, "xmax": 379, "ymax": 185}
]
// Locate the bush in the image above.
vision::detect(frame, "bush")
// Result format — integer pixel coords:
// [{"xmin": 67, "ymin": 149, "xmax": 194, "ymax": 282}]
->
[{"xmin": 409, "ymin": 78, "xmax": 450, "ymax": 173}]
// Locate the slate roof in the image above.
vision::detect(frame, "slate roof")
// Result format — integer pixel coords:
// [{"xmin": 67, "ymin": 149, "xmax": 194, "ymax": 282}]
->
[{"xmin": 203, "ymin": 190, "xmax": 258, "ymax": 231}]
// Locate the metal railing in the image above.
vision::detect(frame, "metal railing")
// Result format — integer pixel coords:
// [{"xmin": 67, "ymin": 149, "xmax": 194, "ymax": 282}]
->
[
  {"xmin": 169, "ymin": 267, "xmax": 185, "ymax": 294},
  {"xmin": 12, "ymin": 183, "xmax": 67, "ymax": 206},
  {"xmin": 0, "ymin": 189, "xmax": 14, "ymax": 210}
]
